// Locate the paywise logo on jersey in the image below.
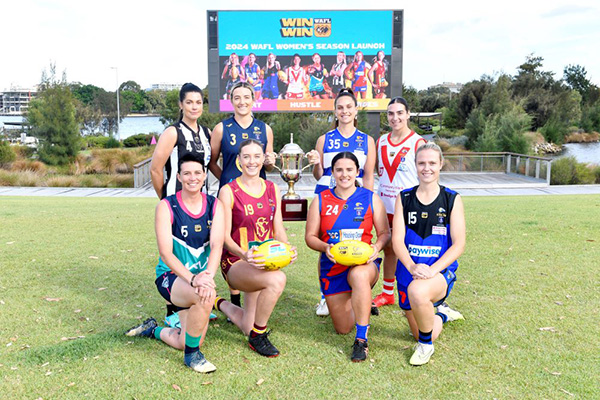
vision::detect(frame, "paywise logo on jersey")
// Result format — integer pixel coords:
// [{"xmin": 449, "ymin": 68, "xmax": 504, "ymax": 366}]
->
[{"xmin": 408, "ymin": 244, "xmax": 441, "ymax": 258}]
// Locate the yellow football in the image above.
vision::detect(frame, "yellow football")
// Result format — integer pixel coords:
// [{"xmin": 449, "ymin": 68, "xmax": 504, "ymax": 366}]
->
[
  {"xmin": 277, "ymin": 70, "xmax": 287, "ymax": 83},
  {"xmin": 330, "ymin": 240, "xmax": 373, "ymax": 266},
  {"xmin": 254, "ymin": 240, "xmax": 292, "ymax": 271}
]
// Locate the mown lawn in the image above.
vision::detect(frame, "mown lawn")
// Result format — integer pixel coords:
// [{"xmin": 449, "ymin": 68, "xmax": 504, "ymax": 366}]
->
[{"xmin": 0, "ymin": 195, "xmax": 598, "ymax": 399}]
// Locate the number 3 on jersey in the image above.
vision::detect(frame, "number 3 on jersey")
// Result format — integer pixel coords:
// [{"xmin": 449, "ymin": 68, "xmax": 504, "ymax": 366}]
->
[
  {"xmin": 325, "ymin": 204, "xmax": 339, "ymax": 215},
  {"xmin": 229, "ymin": 133, "xmax": 237, "ymax": 146}
]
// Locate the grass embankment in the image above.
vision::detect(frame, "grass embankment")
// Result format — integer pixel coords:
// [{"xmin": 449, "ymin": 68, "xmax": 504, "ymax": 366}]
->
[
  {"xmin": 0, "ymin": 196, "xmax": 598, "ymax": 399},
  {"xmin": 0, "ymin": 147, "xmax": 154, "ymax": 188}
]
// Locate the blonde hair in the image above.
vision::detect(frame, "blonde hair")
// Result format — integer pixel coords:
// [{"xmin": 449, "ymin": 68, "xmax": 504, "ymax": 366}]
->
[
  {"xmin": 415, "ymin": 142, "xmax": 444, "ymax": 162},
  {"xmin": 230, "ymin": 81, "xmax": 255, "ymax": 100}
]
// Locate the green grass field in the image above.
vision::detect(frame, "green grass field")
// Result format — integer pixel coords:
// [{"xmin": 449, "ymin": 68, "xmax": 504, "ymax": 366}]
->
[{"xmin": 0, "ymin": 195, "xmax": 599, "ymax": 399}]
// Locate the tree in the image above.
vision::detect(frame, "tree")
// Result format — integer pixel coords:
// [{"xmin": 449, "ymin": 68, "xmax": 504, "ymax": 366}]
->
[{"xmin": 27, "ymin": 64, "xmax": 80, "ymax": 165}]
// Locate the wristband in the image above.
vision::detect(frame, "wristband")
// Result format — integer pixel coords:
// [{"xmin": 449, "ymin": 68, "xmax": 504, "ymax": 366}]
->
[{"xmin": 190, "ymin": 274, "xmax": 198, "ymax": 287}]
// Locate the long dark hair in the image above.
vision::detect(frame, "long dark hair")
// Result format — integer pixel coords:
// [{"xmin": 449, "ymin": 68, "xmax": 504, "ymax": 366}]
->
[{"xmin": 178, "ymin": 83, "xmax": 203, "ymax": 121}]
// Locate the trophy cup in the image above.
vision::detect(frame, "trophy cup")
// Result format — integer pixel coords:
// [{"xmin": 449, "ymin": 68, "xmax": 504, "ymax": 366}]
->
[{"xmin": 272, "ymin": 133, "xmax": 312, "ymax": 221}]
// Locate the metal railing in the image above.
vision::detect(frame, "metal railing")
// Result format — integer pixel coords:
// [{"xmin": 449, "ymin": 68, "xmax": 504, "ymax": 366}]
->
[
  {"xmin": 133, "ymin": 157, "xmax": 152, "ymax": 188},
  {"xmin": 442, "ymin": 152, "xmax": 552, "ymax": 185}
]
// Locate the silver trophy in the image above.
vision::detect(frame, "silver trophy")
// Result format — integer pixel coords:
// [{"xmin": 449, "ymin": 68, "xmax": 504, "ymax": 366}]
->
[{"xmin": 272, "ymin": 133, "xmax": 312, "ymax": 200}]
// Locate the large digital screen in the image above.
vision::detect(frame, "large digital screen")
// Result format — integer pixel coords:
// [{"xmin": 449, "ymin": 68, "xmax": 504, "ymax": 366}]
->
[{"xmin": 207, "ymin": 10, "xmax": 403, "ymax": 113}]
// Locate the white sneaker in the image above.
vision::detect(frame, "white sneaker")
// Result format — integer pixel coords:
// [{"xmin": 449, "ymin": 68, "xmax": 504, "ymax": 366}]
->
[
  {"xmin": 409, "ymin": 342, "xmax": 434, "ymax": 366},
  {"xmin": 316, "ymin": 298, "xmax": 329, "ymax": 316},
  {"xmin": 437, "ymin": 302, "xmax": 464, "ymax": 322}
]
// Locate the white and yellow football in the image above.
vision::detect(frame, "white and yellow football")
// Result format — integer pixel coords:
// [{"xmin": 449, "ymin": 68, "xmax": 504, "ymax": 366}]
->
[
  {"xmin": 254, "ymin": 240, "xmax": 292, "ymax": 271},
  {"xmin": 330, "ymin": 240, "xmax": 374, "ymax": 266}
]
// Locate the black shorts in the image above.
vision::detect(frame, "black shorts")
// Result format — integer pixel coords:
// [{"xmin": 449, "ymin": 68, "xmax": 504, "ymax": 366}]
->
[{"xmin": 155, "ymin": 272, "xmax": 188, "ymax": 312}]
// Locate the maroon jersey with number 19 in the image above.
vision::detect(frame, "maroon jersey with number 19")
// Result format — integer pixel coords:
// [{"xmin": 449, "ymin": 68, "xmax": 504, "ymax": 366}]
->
[{"xmin": 221, "ymin": 178, "xmax": 277, "ymax": 275}]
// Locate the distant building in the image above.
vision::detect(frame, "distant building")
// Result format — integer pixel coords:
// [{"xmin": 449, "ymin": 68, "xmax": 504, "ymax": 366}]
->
[
  {"xmin": 147, "ymin": 83, "xmax": 182, "ymax": 91},
  {"xmin": 0, "ymin": 87, "xmax": 38, "ymax": 115},
  {"xmin": 430, "ymin": 82, "xmax": 463, "ymax": 94}
]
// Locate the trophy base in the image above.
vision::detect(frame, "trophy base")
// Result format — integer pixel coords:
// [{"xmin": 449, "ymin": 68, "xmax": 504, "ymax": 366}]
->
[{"xmin": 281, "ymin": 198, "xmax": 308, "ymax": 221}]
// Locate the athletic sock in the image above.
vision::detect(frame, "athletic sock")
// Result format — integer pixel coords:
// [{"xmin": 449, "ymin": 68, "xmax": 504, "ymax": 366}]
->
[
  {"xmin": 250, "ymin": 323, "xmax": 267, "ymax": 338},
  {"xmin": 215, "ymin": 296, "xmax": 225, "ymax": 311},
  {"xmin": 231, "ymin": 293, "xmax": 241, "ymax": 308},
  {"xmin": 436, "ymin": 311, "xmax": 448, "ymax": 324},
  {"xmin": 382, "ymin": 278, "xmax": 395, "ymax": 295},
  {"xmin": 153, "ymin": 326, "xmax": 163, "ymax": 340},
  {"xmin": 321, "ymin": 292, "xmax": 325, "ymax": 301},
  {"xmin": 418, "ymin": 330, "xmax": 433, "ymax": 345},
  {"xmin": 184, "ymin": 332, "xmax": 201, "ymax": 354},
  {"xmin": 355, "ymin": 324, "xmax": 370, "ymax": 342}
]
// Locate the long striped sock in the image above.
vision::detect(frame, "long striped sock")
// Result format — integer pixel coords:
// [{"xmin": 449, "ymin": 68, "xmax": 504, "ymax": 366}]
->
[
  {"xmin": 250, "ymin": 323, "xmax": 267, "ymax": 338},
  {"xmin": 215, "ymin": 296, "xmax": 225, "ymax": 311},
  {"xmin": 184, "ymin": 332, "xmax": 201, "ymax": 354},
  {"xmin": 418, "ymin": 330, "xmax": 433, "ymax": 345},
  {"xmin": 382, "ymin": 279, "xmax": 395, "ymax": 295},
  {"xmin": 436, "ymin": 311, "xmax": 448, "ymax": 324},
  {"xmin": 355, "ymin": 324, "xmax": 370, "ymax": 342}
]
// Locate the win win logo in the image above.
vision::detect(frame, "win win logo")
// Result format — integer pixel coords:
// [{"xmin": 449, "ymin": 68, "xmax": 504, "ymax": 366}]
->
[
  {"xmin": 408, "ymin": 244, "xmax": 441, "ymax": 258},
  {"xmin": 280, "ymin": 18, "xmax": 331, "ymax": 37}
]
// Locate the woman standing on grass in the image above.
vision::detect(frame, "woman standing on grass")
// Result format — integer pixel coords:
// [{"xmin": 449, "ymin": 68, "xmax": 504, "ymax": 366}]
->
[
  {"xmin": 126, "ymin": 154, "xmax": 224, "ymax": 373},
  {"xmin": 305, "ymin": 152, "xmax": 390, "ymax": 362},
  {"xmin": 150, "ymin": 83, "xmax": 211, "ymax": 199},
  {"xmin": 307, "ymin": 87, "xmax": 376, "ymax": 316},
  {"xmin": 214, "ymin": 139, "xmax": 296, "ymax": 358},
  {"xmin": 393, "ymin": 143, "xmax": 465, "ymax": 366}
]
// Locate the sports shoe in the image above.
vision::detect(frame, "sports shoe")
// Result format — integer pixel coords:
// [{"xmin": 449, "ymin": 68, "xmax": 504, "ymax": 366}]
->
[
  {"xmin": 409, "ymin": 342, "xmax": 434, "ymax": 366},
  {"xmin": 316, "ymin": 298, "xmax": 329, "ymax": 317},
  {"xmin": 437, "ymin": 302, "xmax": 464, "ymax": 322},
  {"xmin": 248, "ymin": 331, "xmax": 280, "ymax": 357},
  {"xmin": 351, "ymin": 339, "xmax": 369, "ymax": 362},
  {"xmin": 125, "ymin": 317, "xmax": 157, "ymax": 337},
  {"xmin": 184, "ymin": 350, "xmax": 217, "ymax": 373},
  {"xmin": 370, "ymin": 301, "xmax": 380, "ymax": 316},
  {"xmin": 373, "ymin": 292, "xmax": 395, "ymax": 308}
]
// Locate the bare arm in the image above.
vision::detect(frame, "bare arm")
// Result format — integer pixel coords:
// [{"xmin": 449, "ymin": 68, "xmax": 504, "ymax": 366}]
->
[
  {"xmin": 310, "ymin": 135, "xmax": 325, "ymax": 180},
  {"xmin": 150, "ymin": 126, "xmax": 178, "ymax": 199},
  {"xmin": 218, "ymin": 185, "xmax": 246, "ymax": 259},
  {"xmin": 205, "ymin": 199, "xmax": 225, "ymax": 278},
  {"xmin": 370, "ymin": 193, "xmax": 391, "ymax": 258},
  {"xmin": 208, "ymin": 122, "xmax": 223, "ymax": 179},
  {"xmin": 429, "ymin": 195, "xmax": 466, "ymax": 275},
  {"xmin": 392, "ymin": 196, "xmax": 416, "ymax": 274},
  {"xmin": 155, "ymin": 200, "xmax": 195, "ymax": 285},
  {"xmin": 362, "ymin": 135, "xmax": 376, "ymax": 191},
  {"xmin": 264, "ymin": 124, "xmax": 276, "ymax": 172},
  {"xmin": 305, "ymin": 197, "xmax": 329, "ymax": 253}
]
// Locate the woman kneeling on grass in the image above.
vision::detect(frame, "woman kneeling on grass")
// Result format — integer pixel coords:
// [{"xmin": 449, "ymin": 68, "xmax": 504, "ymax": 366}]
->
[
  {"xmin": 305, "ymin": 152, "xmax": 390, "ymax": 362},
  {"xmin": 393, "ymin": 142, "xmax": 466, "ymax": 366},
  {"xmin": 125, "ymin": 153, "xmax": 225, "ymax": 373},
  {"xmin": 214, "ymin": 139, "xmax": 297, "ymax": 358}
]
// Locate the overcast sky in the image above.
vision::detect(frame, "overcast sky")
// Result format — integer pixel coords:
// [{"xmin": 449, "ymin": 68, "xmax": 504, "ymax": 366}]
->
[{"xmin": 2, "ymin": 0, "xmax": 599, "ymax": 92}]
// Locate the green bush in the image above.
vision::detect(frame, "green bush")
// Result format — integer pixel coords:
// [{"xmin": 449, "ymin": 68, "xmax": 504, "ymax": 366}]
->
[
  {"xmin": 0, "ymin": 141, "xmax": 16, "ymax": 167},
  {"xmin": 551, "ymin": 156, "xmax": 597, "ymax": 185},
  {"xmin": 86, "ymin": 136, "xmax": 110, "ymax": 148},
  {"xmin": 105, "ymin": 137, "xmax": 121, "ymax": 148},
  {"xmin": 12, "ymin": 145, "xmax": 35, "ymax": 159},
  {"xmin": 540, "ymin": 117, "xmax": 566, "ymax": 144},
  {"xmin": 123, "ymin": 133, "xmax": 153, "ymax": 148}
]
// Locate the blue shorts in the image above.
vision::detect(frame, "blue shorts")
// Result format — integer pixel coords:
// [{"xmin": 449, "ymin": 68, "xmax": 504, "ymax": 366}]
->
[
  {"xmin": 155, "ymin": 272, "xmax": 188, "ymax": 311},
  {"xmin": 319, "ymin": 256, "xmax": 381, "ymax": 296},
  {"xmin": 397, "ymin": 268, "xmax": 456, "ymax": 311}
]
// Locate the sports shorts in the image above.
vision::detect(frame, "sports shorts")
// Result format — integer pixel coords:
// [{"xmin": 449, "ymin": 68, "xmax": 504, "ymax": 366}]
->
[
  {"xmin": 155, "ymin": 271, "xmax": 189, "ymax": 311},
  {"xmin": 397, "ymin": 268, "xmax": 456, "ymax": 311},
  {"xmin": 319, "ymin": 256, "xmax": 381, "ymax": 296}
]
